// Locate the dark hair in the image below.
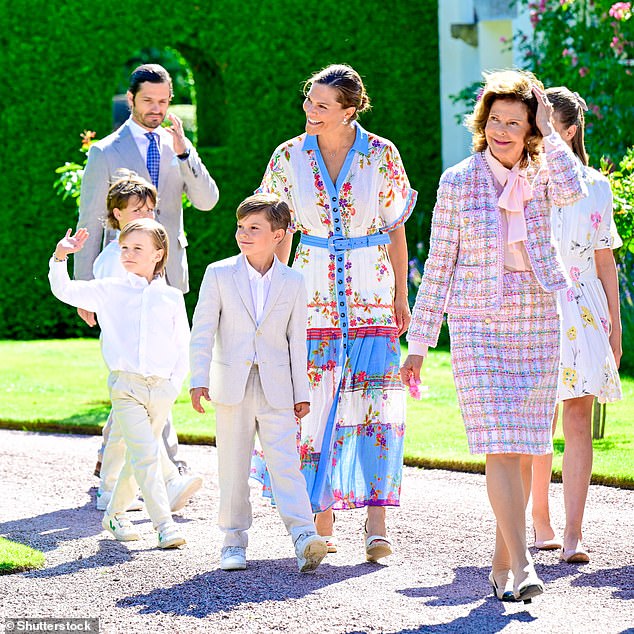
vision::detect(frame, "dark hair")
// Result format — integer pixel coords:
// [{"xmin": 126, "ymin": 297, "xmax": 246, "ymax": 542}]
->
[
  {"xmin": 466, "ymin": 69, "xmax": 544, "ymax": 165},
  {"xmin": 128, "ymin": 64, "xmax": 173, "ymax": 99},
  {"xmin": 236, "ymin": 193, "xmax": 291, "ymax": 232},
  {"xmin": 546, "ymin": 86, "xmax": 588, "ymax": 166},
  {"xmin": 106, "ymin": 170, "xmax": 157, "ymax": 230},
  {"xmin": 119, "ymin": 218, "xmax": 169, "ymax": 277},
  {"xmin": 303, "ymin": 64, "xmax": 371, "ymax": 121}
]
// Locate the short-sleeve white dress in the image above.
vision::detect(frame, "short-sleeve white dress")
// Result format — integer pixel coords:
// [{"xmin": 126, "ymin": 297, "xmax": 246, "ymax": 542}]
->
[{"xmin": 551, "ymin": 164, "xmax": 622, "ymax": 403}]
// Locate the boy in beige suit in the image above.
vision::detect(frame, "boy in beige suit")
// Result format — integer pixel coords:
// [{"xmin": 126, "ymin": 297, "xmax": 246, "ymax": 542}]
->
[{"xmin": 189, "ymin": 193, "xmax": 327, "ymax": 572}]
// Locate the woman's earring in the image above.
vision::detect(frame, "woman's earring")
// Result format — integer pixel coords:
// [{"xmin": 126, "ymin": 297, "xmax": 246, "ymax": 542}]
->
[{"xmin": 342, "ymin": 117, "xmax": 349, "ymax": 125}]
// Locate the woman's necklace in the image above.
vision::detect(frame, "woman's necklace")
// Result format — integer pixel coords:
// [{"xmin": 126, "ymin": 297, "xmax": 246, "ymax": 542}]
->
[{"xmin": 321, "ymin": 129, "xmax": 355, "ymax": 159}]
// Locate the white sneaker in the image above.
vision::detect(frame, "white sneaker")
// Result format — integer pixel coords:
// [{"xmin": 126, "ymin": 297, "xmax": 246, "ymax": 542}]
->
[
  {"xmin": 96, "ymin": 490, "xmax": 143, "ymax": 512},
  {"xmin": 157, "ymin": 524, "xmax": 186, "ymax": 549},
  {"xmin": 166, "ymin": 474, "xmax": 203, "ymax": 512},
  {"xmin": 294, "ymin": 533, "xmax": 327, "ymax": 573},
  {"xmin": 102, "ymin": 513, "xmax": 141, "ymax": 541},
  {"xmin": 220, "ymin": 546, "xmax": 247, "ymax": 571}
]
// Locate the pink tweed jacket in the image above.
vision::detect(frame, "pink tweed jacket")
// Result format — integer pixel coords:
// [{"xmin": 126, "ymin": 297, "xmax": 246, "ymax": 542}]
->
[{"xmin": 408, "ymin": 137, "xmax": 587, "ymax": 347}]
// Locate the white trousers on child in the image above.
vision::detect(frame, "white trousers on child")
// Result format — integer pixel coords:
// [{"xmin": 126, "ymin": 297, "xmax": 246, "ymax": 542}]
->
[
  {"xmin": 98, "ymin": 409, "xmax": 187, "ymax": 480},
  {"xmin": 99, "ymin": 409, "xmax": 180, "ymax": 493},
  {"xmin": 106, "ymin": 371, "xmax": 175, "ymax": 530},
  {"xmin": 215, "ymin": 366, "xmax": 315, "ymax": 548}
]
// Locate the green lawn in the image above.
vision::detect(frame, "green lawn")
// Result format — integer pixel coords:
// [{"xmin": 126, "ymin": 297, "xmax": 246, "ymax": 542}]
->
[
  {"xmin": 1, "ymin": 339, "xmax": 632, "ymax": 486},
  {"xmin": 0, "ymin": 537, "xmax": 45, "ymax": 575}
]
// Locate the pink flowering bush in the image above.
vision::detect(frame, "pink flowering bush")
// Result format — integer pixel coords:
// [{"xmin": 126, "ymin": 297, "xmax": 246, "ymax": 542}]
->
[{"xmin": 518, "ymin": 0, "xmax": 633, "ymax": 162}]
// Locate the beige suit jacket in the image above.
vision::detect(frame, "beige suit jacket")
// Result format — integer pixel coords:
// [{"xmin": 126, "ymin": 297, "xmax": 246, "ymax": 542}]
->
[
  {"xmin": 189, "ymin": 254, "xmax": 310, "ymax": 409},
  {"xmin": 74, "ymin": 119, "xmax": 219, "ymax": 293}
]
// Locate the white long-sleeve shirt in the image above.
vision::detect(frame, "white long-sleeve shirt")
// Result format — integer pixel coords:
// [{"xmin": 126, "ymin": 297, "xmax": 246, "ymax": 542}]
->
[
  {"xmin": 92, "ymin": 232, "xmax": 125, "ymax": 279},
  {"xmin": 49, "ymin": 259, "xmax": 190, "ymax": 392}
]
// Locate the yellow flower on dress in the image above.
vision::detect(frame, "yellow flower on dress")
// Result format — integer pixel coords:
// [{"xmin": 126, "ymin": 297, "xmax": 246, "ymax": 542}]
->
[
  {"xmin": 567, "ymin": 326, "xmax": 577, "ymax": 341},
  {"xmin": 562, "ymin": 367, "xmax": 578, "ymax": 389},
  {"xmin": 580, "ymin": 306, "xmax": 597, "ymax": 329}
]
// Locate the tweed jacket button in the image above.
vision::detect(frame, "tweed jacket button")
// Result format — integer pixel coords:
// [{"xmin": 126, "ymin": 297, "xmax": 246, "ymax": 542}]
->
[
  {"xmin": 465, "ymin": 271, "xmax": 474, "ymax": 280},
  {"xmin": 484, "ymin": 317, "xmax": 492, "ymax": 324}
]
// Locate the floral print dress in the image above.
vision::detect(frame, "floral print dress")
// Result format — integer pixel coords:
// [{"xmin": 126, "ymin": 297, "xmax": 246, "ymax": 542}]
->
[
  {"xmin": 253, "ymin": 122, "xmax": 417, "ymax": 511},
  {"xmin": 552, "ymin": 163, "xmax": 622, "ymax": 403}
]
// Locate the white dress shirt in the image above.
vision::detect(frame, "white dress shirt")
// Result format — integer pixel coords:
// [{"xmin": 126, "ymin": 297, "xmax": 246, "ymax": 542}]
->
[
  {"xmin": 49, "ymin": 259, "xmax": 190, "ymax": 392},
  {"xmin": 245, "ymin": 258, "xmax": 274, "ymax": 324},
  {"xmin": 245, "ymin": 258, "xmax": 275, "ymax": 364},
  {"xmin": 128, "ymin": 118, "xmax": 173, "ymax": 164},
  {"xmin": 92, "ymin": 233, "xmax": 125, "ymax": 279}
]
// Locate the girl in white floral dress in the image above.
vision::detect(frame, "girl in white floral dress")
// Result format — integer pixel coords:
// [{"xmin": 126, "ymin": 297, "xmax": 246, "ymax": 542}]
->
[{"xmin": 531, "ymin": 87, "xmax": 622, "ymax": 564}]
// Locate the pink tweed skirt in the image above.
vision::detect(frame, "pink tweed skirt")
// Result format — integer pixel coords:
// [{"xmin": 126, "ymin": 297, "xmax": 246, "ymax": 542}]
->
[{"xmin": 448, "ymin": 271, "xmax": 559, "ymax": 455}]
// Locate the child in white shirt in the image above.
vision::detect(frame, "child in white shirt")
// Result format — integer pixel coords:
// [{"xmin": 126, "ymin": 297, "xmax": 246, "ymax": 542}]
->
[
  {"xmin": 50, "ymin": 218, "xmax": 189, "ymax": 549},
  {"xmin": 90, "ymin": 173, "xmax": 201, "ymax": 513}
]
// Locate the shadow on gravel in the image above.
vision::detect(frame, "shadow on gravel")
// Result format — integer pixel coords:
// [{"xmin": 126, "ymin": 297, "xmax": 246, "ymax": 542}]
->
[
  {"xmin": 398, "ymin": 565, "xmax": 487, "ymax": 606},
  {"xmin": 24, "ymin": 539, "xmax": 134, "ymax": 578},
  {"xmin": 0, "ymin": 500, "xmax": 102, "ymax": 551},
  {"xmin": 396, "ymin": 565, "xmax": 539, "ymax": 633},
  {"xmin": 570, "ymin": 565, "xmax": 634, "ymax": 600},
  {"xmin": 382, "ymin": 599, "xmax": 536, "ymax": 634},
  {"xmin": 116, "ymin": 560, "xmax": 382, "ymax": 616}
]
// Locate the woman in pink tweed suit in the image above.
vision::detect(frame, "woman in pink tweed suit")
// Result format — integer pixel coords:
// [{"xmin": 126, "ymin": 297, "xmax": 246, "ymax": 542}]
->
[{"xmin": 401, "ymin": 70, "xmax": 586, "ymax": 603}]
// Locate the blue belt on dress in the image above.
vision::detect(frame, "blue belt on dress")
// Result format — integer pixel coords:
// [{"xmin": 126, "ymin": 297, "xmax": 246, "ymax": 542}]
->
[{"xmin": 299, "ymin": 232, "xmax": 391, "ymax": 254}]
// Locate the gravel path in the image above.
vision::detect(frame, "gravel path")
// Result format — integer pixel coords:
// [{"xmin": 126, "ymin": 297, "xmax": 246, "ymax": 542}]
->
[{"xmin": 0, "ymin": 429, "xmax": 632, "ymax": 634}]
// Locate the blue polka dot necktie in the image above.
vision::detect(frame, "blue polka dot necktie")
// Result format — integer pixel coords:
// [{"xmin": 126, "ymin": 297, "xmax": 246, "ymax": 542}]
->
[{"xmin": 145, "ymin": 132, "xmax": 160, "ymax": 188}]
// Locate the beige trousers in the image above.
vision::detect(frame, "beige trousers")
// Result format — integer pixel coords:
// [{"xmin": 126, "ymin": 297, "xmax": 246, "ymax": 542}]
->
[
  {"xmin": 215, "ymin": 367, "xmax": 314, "ymax": 548},
  {"xmin": 106, "ymin": 371, "xmax": 176, "ymax": 530}
]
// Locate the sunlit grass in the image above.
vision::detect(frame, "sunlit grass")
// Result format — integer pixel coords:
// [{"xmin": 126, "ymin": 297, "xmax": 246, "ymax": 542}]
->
[{"xmin": 1, "ymin": 339, "xmax": 631, "ymax": 486}]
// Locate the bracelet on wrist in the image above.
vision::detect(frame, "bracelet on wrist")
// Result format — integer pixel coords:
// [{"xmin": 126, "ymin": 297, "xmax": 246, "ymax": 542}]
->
[{"xmin": 53, "ymin": 254, "xmax": 67, "ymax": 262}]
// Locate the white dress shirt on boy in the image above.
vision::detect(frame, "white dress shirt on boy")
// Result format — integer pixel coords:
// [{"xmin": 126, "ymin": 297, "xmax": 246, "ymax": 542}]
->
[{"xmin": 49, "ymin": 260, "xmax": 189, "ymax": 392}]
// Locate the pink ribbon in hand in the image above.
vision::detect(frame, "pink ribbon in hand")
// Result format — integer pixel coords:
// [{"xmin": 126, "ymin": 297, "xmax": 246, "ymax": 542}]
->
[{"xmin": 408, "ymin": 376, "xmax": 422, "ymax": 400}]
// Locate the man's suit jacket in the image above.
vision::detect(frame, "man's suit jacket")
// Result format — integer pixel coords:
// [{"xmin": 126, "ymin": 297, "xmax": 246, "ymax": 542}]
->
[
  {"xmin": 189, "ymin": 254, "xmax": 310, "ymax": 409},
  {"xmin": 74, "ymin": 119, "xmax": 219, "ymax": 293}
]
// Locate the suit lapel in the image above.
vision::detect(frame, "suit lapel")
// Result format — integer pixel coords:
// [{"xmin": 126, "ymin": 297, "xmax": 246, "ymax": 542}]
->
[
  {"xmin": 233, "ymin": 255, "xmax": 257, "ymax": 324},
  {"xmin": 259, "ymin": 259, "xmax": 286, "ymax": 325},
  {"xmin": 112, "ymin": 124, "xmax": 150, "ymax": 182}
]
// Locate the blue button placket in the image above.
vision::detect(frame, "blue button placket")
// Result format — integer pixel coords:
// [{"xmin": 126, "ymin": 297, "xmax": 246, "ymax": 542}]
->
[{"xmin": 309, "ymin": 144, "xmax": 357, "ymax": 510}]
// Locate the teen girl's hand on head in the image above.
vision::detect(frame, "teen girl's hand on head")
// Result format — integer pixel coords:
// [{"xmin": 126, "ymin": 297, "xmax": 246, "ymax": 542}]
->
[
  {"xmin": 190, "ymin": 386, "xmax": 211, "ymax": 414},
  {"xmin": 54, "ymin": 228, "xmax": 89, "ymax": 260},
  {"xmin": 164, "ymin": 113, "xmax": 187, "ymax": 156},
  {"xmin": 532, "ymin": 85, "xmax": 556, "ymax": 137}
]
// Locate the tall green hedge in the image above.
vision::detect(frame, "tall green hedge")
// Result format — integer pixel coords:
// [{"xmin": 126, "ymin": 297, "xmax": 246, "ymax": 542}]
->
[{"xmin": 0, "ymin": 0, "xmax": 441, "ymax": 339}]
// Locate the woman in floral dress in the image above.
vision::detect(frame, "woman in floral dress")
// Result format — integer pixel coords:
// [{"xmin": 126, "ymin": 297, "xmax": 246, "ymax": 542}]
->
[
  {"xmin": 254, "ymin": 64, "xmax": 416, "ymax": 561},
  {"xmin": 531, "ymin": 87, "xmax": 622, "ymax": 564}
]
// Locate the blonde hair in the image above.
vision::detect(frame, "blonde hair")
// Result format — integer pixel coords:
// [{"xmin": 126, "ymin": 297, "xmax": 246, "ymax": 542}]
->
[
  {"xmin": 466, "ymin": 70, "xmax": 544, "ymax": 165},
  {"xmin": 119, "ymin": 218, "xmax": 168, "ymax": 277}
]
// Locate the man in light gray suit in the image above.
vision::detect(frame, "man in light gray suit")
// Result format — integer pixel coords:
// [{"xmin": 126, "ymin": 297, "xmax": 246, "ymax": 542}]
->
[
  {"xmin": 75, "ymin": 63, "xmax": 219, "ymax": 294},
  {"xmin": 76, "ymin": 63, "xmax": 219, "ymax": 475}
]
